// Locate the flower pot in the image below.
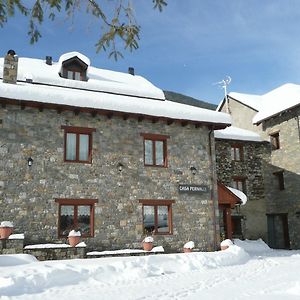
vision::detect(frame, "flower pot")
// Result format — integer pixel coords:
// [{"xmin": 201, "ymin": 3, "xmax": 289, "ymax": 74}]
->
[
  {"xmin": 183, "ymin": 247, "xmax": 193, "ymax": 253},
  {"xmin": 143, "ymin": 242, "xmax": 153, "ymax": 251},
  {"xmin": 0, "ymin": 227, "xmax": 13, "ymax": 239},
  {"xmin": 68, "ymin": 236, "xmax": 81, "ymax": 247},
  {"xmin": 220, "ymin": 245, "xmax": 229, "ymax": 251}
]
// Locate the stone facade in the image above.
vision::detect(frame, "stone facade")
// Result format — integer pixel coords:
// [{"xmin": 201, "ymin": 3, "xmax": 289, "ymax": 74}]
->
[
  {"xmin": 261, "ymin": 106, "xmax": 300, "ymax": 249},
  {"xmin": 220, "ymin": 97, "xmax": 263, "ymax": 134},
  {"xmin": 219, "ymin": 95, "xmax": 300, "ymax": 249},
  {"xmin": 215, "ymin": 139, "xmax": 270, "ymax": 241},
  {"xmin": 0, "ymin": 103, "xmax": 220, "ymax": 252}
]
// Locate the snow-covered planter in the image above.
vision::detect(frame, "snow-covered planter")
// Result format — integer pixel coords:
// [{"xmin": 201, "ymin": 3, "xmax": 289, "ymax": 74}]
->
[
  {"xmin": 183, "ymin": 241, "xmax": 195, "ymax": 253},
  {"xmin": 142, "ymin": 236, "xmax": 154, "ymax": 251},
  {"xmin": 220, "ymin": 239, "xmax": 233, "ymax": 250},
  {"xmin": 68, "ymin": 230, "xmax": 81, "ymax": 247},
  {"xmin": 0, "ymin": 221, "xmax": 13, "ymax": 239}
]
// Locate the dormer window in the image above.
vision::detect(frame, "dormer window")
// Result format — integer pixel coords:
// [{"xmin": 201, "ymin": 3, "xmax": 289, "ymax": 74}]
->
[
  {"xmin": 60, "ymin": 55, "xmax": 88, "ymax": 81},
  {"xmin": 67, "ymin": 70, "xmax": 81, "ymax": 81}
]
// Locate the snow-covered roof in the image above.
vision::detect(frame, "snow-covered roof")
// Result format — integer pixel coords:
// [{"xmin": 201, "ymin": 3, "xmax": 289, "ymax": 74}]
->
[
  {"xmin": 253, "ymin": 83, "xmax": 300, "ymax": 124},
  {"xmin": 217, "ymin": 83, "xmax": 300, "ymax": 124},
  {"xmin": 0, "ymin": 52, "xmax": 231, "ymax": 126},
  {"xmin": 227, "ymin": 186, "xmax": 247, "ymax": 205},
  {"xmin": 214, "ymin": 126, "xmax": 262, "ymax": 142},
  {"xmin": 216, "ymin": 92, "xmax": 263, "ymax": 112}
]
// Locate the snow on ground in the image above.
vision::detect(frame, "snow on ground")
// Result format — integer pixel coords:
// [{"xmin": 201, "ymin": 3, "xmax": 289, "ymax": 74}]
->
[{"xmin": 1, "ymin": 240, "xmax": 300, "ymax": 299}]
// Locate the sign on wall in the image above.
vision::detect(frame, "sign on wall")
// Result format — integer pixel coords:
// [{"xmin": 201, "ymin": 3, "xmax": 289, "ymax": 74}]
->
[{"xmin": 178, "ymin": 184, "xmax": 209, "ymax": 194}]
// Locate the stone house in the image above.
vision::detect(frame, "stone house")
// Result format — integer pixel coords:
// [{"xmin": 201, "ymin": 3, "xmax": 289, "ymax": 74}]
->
[
  {"xmin": 0, "ymin": 50, "xmax": 231, "ymax": 252},
  {"xmin": 214, "ymin": 126, "xmax": 269, "ymax": 242},
  {"xmin": 217, "ymin": 84, "xmax": 300, "ymax": 249}
]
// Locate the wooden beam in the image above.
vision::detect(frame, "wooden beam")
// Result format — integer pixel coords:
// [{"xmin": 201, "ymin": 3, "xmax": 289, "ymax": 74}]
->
[{"xmin": 181, "ymin": 121, "xmax": 188, "ymax": 127}]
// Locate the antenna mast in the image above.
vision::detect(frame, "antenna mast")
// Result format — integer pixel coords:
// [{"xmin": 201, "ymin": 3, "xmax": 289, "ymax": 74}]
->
[{"xmin": 217, "ymin": 76, "xmax": 231, "ymax": 114}]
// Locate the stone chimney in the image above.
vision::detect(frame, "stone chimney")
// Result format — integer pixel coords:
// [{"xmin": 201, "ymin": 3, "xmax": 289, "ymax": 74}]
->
[
  {"xmin": 46, "ymin": 56, "xmax": 52, "ymax": 65},
  {"xmin": 3, "ymin": 50, "xmax": 18, "ymax": 84},
  {"xmin": 128, "ymin": 67, "xmax": 135, "ymax": 76}
]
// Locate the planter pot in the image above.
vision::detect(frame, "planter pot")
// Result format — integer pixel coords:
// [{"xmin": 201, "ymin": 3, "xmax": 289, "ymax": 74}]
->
[
  {"xmin": 183, "ymin": 247, "xmax": 193, "ymax": 253},
  {"xmin": 220, "ymin": 245, "xmax": 229, "ymax": 251},
  {"xmin": 68, "ymin": 236, "xmax": 81, "ymax": 247},
  {"xmin": 143, "ymin": 242, "xmax": 153, "ymax": 251},
  {"xmin": 0, "ymin": 227, "xmax": 13, "ymax": 239}
]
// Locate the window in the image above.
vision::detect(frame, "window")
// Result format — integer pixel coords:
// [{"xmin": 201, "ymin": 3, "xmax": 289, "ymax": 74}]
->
[
  {"xmin": 55, "ymin": 199, "xmax": 98, "ymax": 237},
  {"xmin": 270, "ymin": 132, "xmax": 280, "ymax": 150},
  {"xmin": 139, "ymin": 200, "xmax": 174, "ymax": 235},
  {"xmin": 140, "ymin": 133, "xmax": 169, "ymax": 167},
  {"xmin": 231, "ymin": 144, "xmax": 243, "ymax": 161},
  {"xmin": 67, "ymin": 70, "xmax": 82, "ymax": 81},
  {"xmin": 60, "ymin": 56, "xmax": 88, "ymax": 81},
  {"xmin": 273, "ymin": 171, "xmax": 285, "ymax": 190},
  {"xmin": 61, "ymin": 126, "xmax": 96, "ymax": 163},
  {"xmin": 231, "ymin": 177, "xmax": 246, "ymax": 194}
]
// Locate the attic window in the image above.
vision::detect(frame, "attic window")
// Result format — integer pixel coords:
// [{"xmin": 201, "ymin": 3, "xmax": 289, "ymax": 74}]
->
[{"xmin": 61, "ymin": 56, "xmax": 88, "ymax": 81}]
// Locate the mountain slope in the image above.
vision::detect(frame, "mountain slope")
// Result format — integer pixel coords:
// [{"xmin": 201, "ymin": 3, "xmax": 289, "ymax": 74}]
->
[{"xmin": 164, "ymin": 90, "xmax": 217, "ymax": 111}]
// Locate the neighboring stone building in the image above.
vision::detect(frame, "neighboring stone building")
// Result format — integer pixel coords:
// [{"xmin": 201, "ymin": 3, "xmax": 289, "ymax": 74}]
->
[
  {"xmin": 217, "ymin": 84, "xmax": 300, "ymax": 249},
  {"xmin": 214, "ymin": 126, "xmax": 269, "ymax": 242},
  {"xmin": 0, "ymin": 50, "xmax": 231, "ymax": 252}
]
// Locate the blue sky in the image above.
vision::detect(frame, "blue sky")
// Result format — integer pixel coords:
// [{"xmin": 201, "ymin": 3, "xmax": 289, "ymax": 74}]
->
[{"xmin": 1, "ymin": 0, "xmax": 300, "ymax": 104}]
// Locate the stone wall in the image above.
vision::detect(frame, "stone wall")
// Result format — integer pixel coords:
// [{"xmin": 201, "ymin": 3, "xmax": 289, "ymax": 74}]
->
[
  {"xmin": 0, "ymin": 104, "xmax": 219, "ymax": 252},
  {"xmin": 261, "ymin": 106, "xmax": 300, "ymax": 249},
  {"xmin": 219, "ymin": 98, "xmax": 263, "ymax": 134},
  {"xmin": 215, "ymin": 139, "xmax": 270, "ymax": 241},
  {"xmin": 23, "ymin": 246, "xmax": 86, "ymax": 261}
]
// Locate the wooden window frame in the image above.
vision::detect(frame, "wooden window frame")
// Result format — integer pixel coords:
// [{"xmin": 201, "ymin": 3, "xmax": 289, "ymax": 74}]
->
[
  {"xmin": 55, "ymin": 198, "xmax": 98, "ymax": 238},
  {"xmin": 140, "ymin": 133, "xmax": 170, "ymax": 168},
  {"xmin": 231, "ymin": 177, "xmax": 247, "ymax": 194},
  {"xmin": 139, "ymin": 199, "xmax": 175, "ymax": 235},
  {"xmin": 61, "ymin": 126, "xmax": 96, "ymax": 164},
  {"xmin": 270, "ymin": 131, "xmax": 280, "ymax": 150},
  {"xmin": 273, "ymin": 171, "xmax": 285, "ymax": 190},
  {"xmin": 231, "ymin": 144, "xmax": 243, "ymax": 161}
]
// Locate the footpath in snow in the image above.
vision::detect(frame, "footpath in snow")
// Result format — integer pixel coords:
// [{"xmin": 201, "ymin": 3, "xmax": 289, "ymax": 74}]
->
[{"xmin": 1, "ymin": 239, "xmax": 300, "ymax": 300}]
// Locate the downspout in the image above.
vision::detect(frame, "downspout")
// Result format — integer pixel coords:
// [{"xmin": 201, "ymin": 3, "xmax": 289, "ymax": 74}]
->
[
  {"xmin": 296, "ymin": 115, "xmax": 300, "ymax": 142},
  {"xmin": 208, "ymin": 127, "xmax": 218, "ymax": 250}
]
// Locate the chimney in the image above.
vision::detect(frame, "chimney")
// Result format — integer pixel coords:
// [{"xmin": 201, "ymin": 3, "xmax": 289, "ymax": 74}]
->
[
  {"xmin": 128, "ymin": 67, "xmax": 135, "ymax": 76},
  {"xmin": 46, "ymin": 56, "xmax": 52, "ymax": 65},
  {"xmin": 3, "ymin": 49, "xmax": 18, "ymax": 84}
]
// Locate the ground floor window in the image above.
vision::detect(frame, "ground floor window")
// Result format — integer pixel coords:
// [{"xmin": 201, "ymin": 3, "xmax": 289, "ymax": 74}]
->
[
  {"xmin": 55, "ymin": 199, "xmax": 97, "ymax": 237},
  {"xmin": 139, "ymin": 199, "xmax": 175, "ymax": 235}
]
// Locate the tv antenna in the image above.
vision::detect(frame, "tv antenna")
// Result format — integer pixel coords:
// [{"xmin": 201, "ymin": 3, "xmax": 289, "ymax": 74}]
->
[{"xmin": 214, "ymin": 76, "xmax": 231, "ymax": 113}]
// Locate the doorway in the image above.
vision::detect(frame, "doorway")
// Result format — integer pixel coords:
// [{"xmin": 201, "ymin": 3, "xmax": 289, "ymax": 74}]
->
[{"xmin": 267, "ymin": 214, "xmax": 290, "ymax": 249}]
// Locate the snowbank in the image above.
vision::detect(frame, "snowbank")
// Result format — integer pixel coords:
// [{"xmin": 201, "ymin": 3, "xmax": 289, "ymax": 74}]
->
[
  {"xmin": 233, "ymin": 239, "xmax": 270, "ymax": 254},
  {"xmin": 0, "ymin": 254, "xmax": 37, "ymax": 267},
  {"xmin": 0, "ymin": 245, "xmax": 250, "ymax": 297}
]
